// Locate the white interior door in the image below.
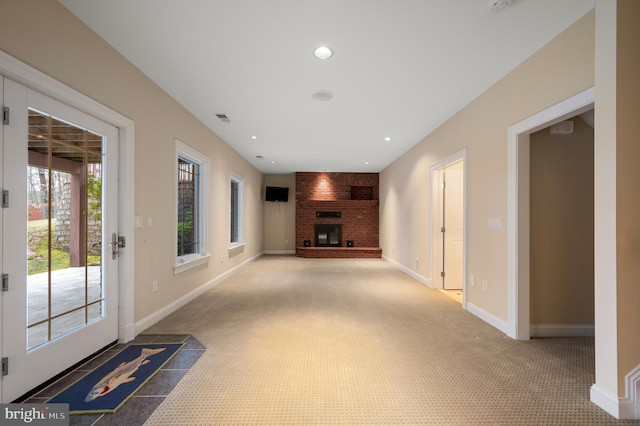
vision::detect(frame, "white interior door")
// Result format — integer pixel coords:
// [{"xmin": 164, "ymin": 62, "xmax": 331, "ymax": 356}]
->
[
  {"xmin": 1, "ymin": 78, "xmax": 119, "ymax": 402},
  {"xmin": 443, "ymin": 164, "xmax": 464, "ymax": 290}
]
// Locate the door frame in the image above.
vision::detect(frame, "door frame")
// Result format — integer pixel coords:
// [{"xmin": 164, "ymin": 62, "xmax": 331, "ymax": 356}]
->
[
  {"xmin": 0, "ymin": 51, "xmax": 136, "ymax": 344},
  {"xmin": 506, "ymin": 87, "xmax": 594, "ymax": 340},
  {"xmin": 430, "ymin": 149, "xmax": 467, "ymax": 308}
]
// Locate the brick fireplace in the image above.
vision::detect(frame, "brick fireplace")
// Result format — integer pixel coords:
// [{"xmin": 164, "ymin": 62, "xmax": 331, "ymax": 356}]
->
[{"xmin": 295, "ymin": 172, "xmax": 382, "ymax": 258}]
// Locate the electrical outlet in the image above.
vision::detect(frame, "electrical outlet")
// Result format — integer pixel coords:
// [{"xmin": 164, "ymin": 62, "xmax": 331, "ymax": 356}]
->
[
  {"xmin": 482, "ymin": 280, "xmax": 488, "ymax": 291},
  {"xmin": 470, "ymin": 274, "xmax": 475, "ymax": 287},
  {"xmin": 416, "ymin": 258, "xmax": 419, "ymax": 268},
  {"xmin": 152, "ymin": 280, "xmax": 158, "ymax": 292}
]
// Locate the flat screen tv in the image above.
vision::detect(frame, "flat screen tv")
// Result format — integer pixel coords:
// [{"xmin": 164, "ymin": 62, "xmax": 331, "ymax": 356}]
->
[{"xmin": 265, "ymin": 186, "xmax": 289, "ymax": 202}]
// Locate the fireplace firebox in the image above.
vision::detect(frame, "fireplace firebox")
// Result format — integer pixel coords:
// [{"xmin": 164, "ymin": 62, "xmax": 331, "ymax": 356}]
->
[{"xmin": 315, "ymin": 224, "xmax": 342, "ymax": 247}]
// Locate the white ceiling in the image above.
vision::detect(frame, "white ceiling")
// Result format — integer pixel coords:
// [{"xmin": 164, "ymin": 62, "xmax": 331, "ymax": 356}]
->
[{"xmin": 58, "ymin": 0, "xmax": 594, "ymax": 174}]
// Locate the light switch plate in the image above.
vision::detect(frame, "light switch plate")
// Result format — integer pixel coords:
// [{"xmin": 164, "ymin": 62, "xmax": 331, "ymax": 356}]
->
[{"xmin": 488, "ymin": 218, "xmax": 503, "ymax": 230}]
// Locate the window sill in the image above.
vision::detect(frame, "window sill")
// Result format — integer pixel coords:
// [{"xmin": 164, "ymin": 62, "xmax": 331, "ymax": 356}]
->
[
  {"xmin": 173, "ymin": 253, "xmax": 211, "ymax": 275},
  {"xmin": 228, "ymin": 242, "xmax": 245, "ymax": 250}
]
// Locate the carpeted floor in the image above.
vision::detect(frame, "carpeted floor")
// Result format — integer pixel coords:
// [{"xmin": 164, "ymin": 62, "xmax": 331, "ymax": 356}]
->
[{"xmin": 143, "ymin": 256, "xmax": 635, "ymax": 425}]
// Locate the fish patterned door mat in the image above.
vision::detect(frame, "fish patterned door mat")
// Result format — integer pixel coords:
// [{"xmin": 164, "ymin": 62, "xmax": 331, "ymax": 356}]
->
[{"xmin": 48, "ymin": 343, "xmax": 184, "ymax": 414}]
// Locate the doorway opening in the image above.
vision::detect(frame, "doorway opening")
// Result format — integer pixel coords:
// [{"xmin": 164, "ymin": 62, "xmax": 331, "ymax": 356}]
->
[
  {"xmin": 431, "ymin": 150, "xmax": 466, "ymax": 306},
  {"xmin": 506, "ymin": 87, "xmax": 594, "ymax": 340},
  {"xmin": 529, "ymin": 111, "xmax": 594, "ymax": 338}
]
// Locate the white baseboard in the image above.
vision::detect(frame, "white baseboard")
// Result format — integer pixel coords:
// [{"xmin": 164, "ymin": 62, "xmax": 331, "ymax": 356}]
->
[
  {"xmin": 623, "ymin": 364, "xmax": 640, "ymax": 419},
  {"xmin": 264, "ymin": 250, "xmax": 295, "ymax": 255},
  {"xmin": 123, "ymin": 322, "xmax": 136, "ymax": 343},
  {"xmin": 590, "ymin": 384, "xmax": 637, "ymax": 420},
  {"xmin": 382, "ymin": 256, "xmax": 510, "ymax": 335},
  {"xmin": 530, "ymin": 324, "xmax": 595, "ymax": 337},
  {"xmin": 589, "ymin": 363, "xmax": 640, "ymax": 420},
  {"xmin": 134, "ymin": 252, "xmax": 263, "ymax": 335},
  {"xmin": 465, "ymin": 302, "xmax": 509, "ymax": 335},
  {"xmin": 591, "ymin": 384, "xmax": 622, "ymax": 418},
  {"xmin": 382, "ymin": 255, "xmax": 432, "ymax": 287}
]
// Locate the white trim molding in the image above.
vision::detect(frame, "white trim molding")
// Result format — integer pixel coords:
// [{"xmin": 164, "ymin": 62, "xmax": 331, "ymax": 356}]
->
[
  {"xmin": 174, "ymin": 138, "xmax": 211, "ymax": 275},
  {"xmin": 135, "ymin": 252, "xmax": 263, "ymax": 335},
  {"xmin": 465, "ymin": 302, "xmax": 509, "ymax": 335},
  {"xmin": 591, "ymin": 385, "xmax": 624, "ymax": 419},
  {"xmin": 624, "ymin": 365, "xmax": 640, "ymax": 419},
  {"xmin": 590, "ymin": 375, "xmax": 639, "ymax": 420},
  {"xmin": 264, "ymin": 250, "xmax": 296, "ymax": 255},
  {"xmin": 429, "ymin": 148, "xmax": 467, "ymax": 309},
  {"xmin": 382, "ymin": 255, "xmax": 432, "ymax": 288},
  {"xmin": 229, "ymin": 171, "xmax": 245, "ymax": 247},
  {"xmin": 385, "ymin": 255, "xmax": 509, "ymax": 336},
  {"xmin": 507, "ymin": 87, "xmax": 595, "ymax": 340}
]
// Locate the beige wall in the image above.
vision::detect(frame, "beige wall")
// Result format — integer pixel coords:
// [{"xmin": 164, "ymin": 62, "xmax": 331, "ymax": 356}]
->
[
  {"xmin": 380, "ymin": 10, "xmax": 595, "ymax": 322},
  {"xmin": 615, "ymin": 0, "xmax": 640, "ymax": 396},
  {"xmin": 264, "ymin": 174, "xmax": 296, "ymax": 253},
  {"xmin": 529, "ymin": 118, "xmax": 594, "ymax": 326},
  {"xmin": 0, "ymin": 0, "xmax": 264, "ymax": 324}
]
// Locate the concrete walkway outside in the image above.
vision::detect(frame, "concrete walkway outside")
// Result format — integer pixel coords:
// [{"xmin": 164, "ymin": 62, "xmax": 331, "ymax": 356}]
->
[{"xmin": 27, "ymin": 266, "xmax": 102, "ymax": 349}]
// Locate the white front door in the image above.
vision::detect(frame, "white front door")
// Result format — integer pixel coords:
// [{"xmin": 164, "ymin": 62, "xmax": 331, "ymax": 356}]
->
[{"xmin": 1, "ymin": 77, "xmax": 119, "ymax": 402}]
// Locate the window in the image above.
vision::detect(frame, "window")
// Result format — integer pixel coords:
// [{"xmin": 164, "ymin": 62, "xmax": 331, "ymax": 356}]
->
[
  {"xmin": 178, "ymin": 158, "xmax": 198, "ymax": 256},
  {"xmin": 230, "ymin": 174, "xmax": 244, "ymax": 247},
  {"xmin": 174, "ymin": 139, "xmax": 210, "ymax": 274}
]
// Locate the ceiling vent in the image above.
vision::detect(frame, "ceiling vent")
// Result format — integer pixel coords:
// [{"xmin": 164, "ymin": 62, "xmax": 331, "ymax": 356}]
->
[
  {"xmin": 550, "ymin": 120, "xmax": 574, "ymax": 135},
  {"xmin": 216, "ymin": 113, "xmax": 231, "ymax": 123}
]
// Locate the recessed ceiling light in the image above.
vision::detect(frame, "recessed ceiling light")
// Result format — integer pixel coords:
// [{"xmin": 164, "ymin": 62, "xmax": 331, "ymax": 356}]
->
[
  {"xmin": 251, "ymin": 135, "xmax": 258, "ymax": 140},
  {"xmin": 364, "ymin": 162, "xmax": 370, "ymax": 165},
  {"xmin": 314, "ymin": 46, "xmax": 333, "ymax": 60},
  {"xmin": 271, "ymin": 160, "xmax": 276, "ymax": 164},
  {"xmin": 384, "ymin": 137, "xmax": 392, "ymax": 142}
]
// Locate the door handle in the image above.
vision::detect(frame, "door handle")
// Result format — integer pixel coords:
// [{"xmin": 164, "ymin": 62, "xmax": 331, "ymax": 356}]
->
[{"xmin": 111, "ymin": 233, "xmax": 126, "ymax": 260}]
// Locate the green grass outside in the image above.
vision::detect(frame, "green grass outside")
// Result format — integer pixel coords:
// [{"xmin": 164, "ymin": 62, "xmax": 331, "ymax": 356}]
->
[{"xmin": 28, "ymin": 219, "xmax": 101, "ymax": 275}]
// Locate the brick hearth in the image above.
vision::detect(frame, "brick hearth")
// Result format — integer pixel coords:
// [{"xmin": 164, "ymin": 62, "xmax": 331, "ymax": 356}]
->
[
  {"xmin": 296, "ymin": 247, "xmax": 383, "ymax": 258},
  {"xmin": 295, "ymin": 172, "xmax": 381, "ymax": 259}
]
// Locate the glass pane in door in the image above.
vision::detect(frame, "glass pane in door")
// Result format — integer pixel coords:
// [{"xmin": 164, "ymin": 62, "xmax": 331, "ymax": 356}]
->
[{"xmin": 26, "ymin": 110, "xmax": 104, "ymax": 350}]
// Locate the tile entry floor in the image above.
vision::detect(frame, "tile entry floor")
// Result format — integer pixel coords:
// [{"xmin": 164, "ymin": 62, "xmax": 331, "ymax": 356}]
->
[{"xmin": 23, "ymin": 334, "xmax": 205, "ymax": 426}]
